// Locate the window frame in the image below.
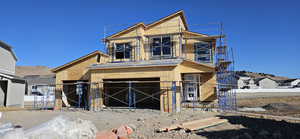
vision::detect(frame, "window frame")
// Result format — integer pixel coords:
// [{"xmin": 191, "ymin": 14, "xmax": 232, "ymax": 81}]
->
[
  {"xmin": 194, "ymin": 41, "xmax": 213, "ymax": 63},
  {"xmin": 114, "ymin": 43, "xmax": 132, "ymax": 60},
  {"xmin": 150, "ymin": 36, "xmax": 172, "ymax": 58}
]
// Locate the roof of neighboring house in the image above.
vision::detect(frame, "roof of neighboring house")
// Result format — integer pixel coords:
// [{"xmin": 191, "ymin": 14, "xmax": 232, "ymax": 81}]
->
[
  {"xmin": 0, "ymin": 40, "xmax": 18, "ymax": 61},
  {"xmin": 24, "ymin": 74, "xmax": 55, "ymax": 85},
  {"xmin": 89, "ymin": 58, "xmax": 215, "ymax": 70},
  {"xmin": 105, "ymin": 10, "xmax": 189, "ymax": 39},
  {"xmin": 52, "ymin": 50, "xmax": 108, "ymax": 72},
  {"xmin": 280, "ymin": 78, "xmax": 300, "ymax": 83},
  {"xmin": 254, "ymin": 77, "xmax": 278, "ymax": 84}
]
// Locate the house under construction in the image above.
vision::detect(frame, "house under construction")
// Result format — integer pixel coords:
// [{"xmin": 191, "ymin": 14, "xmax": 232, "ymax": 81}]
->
[{"xmin": 52, "ymin": 10, "xmax": 236, "ymax": 112}]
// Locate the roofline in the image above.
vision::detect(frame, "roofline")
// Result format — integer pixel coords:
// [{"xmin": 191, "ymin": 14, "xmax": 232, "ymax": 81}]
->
[
  {"xmin": 183, "ymin": 30, "xmax": 209, "ymax": 37},
  {"xmin": 104, "ymin": 10, "xmax": 189, "ymax": 41},
  {"xmin": 90, "ymin": 64, "xmax": 178, "ymax": 70},
  {"xmin": 89, "ymin": 58, "xmax": 215, "ymax": 71},
  {"xmin": 145, "ymin": 10, "xmax": 189, "ymax": 30},
  {"xmin": 182, "ymin": 59, "xmax": 216, "ymax": 69},
  {"xmin": 52, "ymin": 50, "xmax": 109, "ymax": 72},
  {"xmin": 105, "ymin": 23, "xmax": 146, "ymax": 40},
  {"xmin": 0, "ymin": 41, "xmax": 18, "ymax": 61}
]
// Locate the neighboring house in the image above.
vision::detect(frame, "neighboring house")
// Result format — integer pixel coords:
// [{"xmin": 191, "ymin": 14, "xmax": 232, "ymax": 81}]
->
[
  {"xmin": 237, "ymin": 76, "xmax": 250, "ymax": 89},
  {"xmin": 254, "ymin": 77, "xmax": 278, "ymax": 89},
  {"xmin": 52, "ymin": 10, "xmax": 219, "ymax": 112},
  {"xmin": 24, "ymin": 75, "xmax": 56, "ymax": 96},
  {"xmin": 0, "ymin": 41, "xmax": 25, "ymax": 107},
  {"xmin": 280, "ymin": 79, "xmax": 300, "ymax": 87},
  {"xmin": 236, "ymin": 76, "xmax": 258, "ymax": 89}
]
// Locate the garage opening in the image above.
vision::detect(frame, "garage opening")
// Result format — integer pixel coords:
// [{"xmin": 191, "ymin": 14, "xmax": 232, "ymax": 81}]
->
[
  {"xmin": 103, "ymin": 78, "xmax": 160, "ymax": 109},
  {"xmin": 62, "ymin": 80, "xmax": 89, "ymax": 109}
]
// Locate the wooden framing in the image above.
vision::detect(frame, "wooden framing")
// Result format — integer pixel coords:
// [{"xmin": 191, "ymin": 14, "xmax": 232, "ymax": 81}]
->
[{"xmin": 52, "ymin": 10, "xmax": 218, "ymax": 112}]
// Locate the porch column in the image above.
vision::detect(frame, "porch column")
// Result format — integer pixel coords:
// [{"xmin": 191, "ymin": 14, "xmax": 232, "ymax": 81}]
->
[
  {"xmin": 89, "ymin": 73, "xmax": 104, "ymax": 111},
  {"xmin": 160, "ymin": 81, "xmax": 173, "ymax": 113}
]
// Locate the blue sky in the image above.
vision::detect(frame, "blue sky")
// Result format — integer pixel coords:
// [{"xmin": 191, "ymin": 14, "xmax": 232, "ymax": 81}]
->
[{"xmin": 0, "ymin": 0, "xmax": 299, "ymax": 78}]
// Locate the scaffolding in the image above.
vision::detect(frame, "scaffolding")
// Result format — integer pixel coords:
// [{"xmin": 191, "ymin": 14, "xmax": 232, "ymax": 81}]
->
[{"xmin": 215, "ymin": 23, "xmax": 237, "ymax": 111}]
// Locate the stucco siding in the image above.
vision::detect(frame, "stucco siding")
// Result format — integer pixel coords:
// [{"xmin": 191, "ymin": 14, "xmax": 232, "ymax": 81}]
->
[
  {"xmin": 0, "ymin": 47, "xmax": 16, "ymax": 75},
  {"xmin": 6, "ymin": 80, "xmax": 25, "ymax": 107},
  {"xmin": 259, "ymin": 78, "xmax": 278, "ymax": 89}
]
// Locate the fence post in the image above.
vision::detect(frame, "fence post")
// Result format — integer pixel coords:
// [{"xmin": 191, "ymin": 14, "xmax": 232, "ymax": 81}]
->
[
  {"xmin": 172, "ymin": 81, "xmax": 176, "ymax": 113},
  {"xmin": 128, "ymin": 81, "xmax": 132, "ymax": 108}
]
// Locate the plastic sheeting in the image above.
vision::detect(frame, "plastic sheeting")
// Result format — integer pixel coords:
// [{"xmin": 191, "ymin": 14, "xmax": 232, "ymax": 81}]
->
[{"xmin": 0, "ymin": 115, "xmax": 98, "ymax": 139}]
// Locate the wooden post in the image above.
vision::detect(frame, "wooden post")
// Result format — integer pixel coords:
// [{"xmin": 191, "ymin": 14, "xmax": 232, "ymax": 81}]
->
[{"xmin": 54, "ymin": 85, "xmax": 62, "ymax": 110}]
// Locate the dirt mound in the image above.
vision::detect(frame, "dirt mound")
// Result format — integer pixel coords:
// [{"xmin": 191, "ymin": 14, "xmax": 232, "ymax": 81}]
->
[
  {"xmin": 16, "ymin": 66, "xmax": 54, "ymax": 77},
  {"xmin": 262, "ymin": 103, "xmax": 299, "ymax": 111}
]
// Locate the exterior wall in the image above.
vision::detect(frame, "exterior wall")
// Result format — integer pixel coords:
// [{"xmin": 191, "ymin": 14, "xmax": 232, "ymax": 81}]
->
[
  {"xmin": 0, "ymin": 47, "xmax": 16, "ymax": 75},
  {"xmin": 0, "ymin": 81, "xmax": 6, "ymax": 106},
  {"xmin": 200, "ymin": 73, "xmax": 216, "ymax": 101},
  {"xmin": 106, "ymin": 15, "xmax": 215, "ymax": 64},
  {"xmin": 174, "ymin": 62, "xmax": 216, "ymax": 101},
  {"xmin": 6, "ymin": 80, "xmax": 25, "ymax": 107},
  {"xmin": 55, "ymin": 54, "xmax": 107, "ymax": 84},
  {"xmin": 90, "ymin": 66, "xmax": 176, "ymax": 82},
  {"xmin": 249, "ymin": 79, "xmax": 257, "ymax": 89},
  {"xmin": 258, "ymin": 78, "xmax": 278, "ymax": 89},
  {"xmin": 90, "ymin": 66, "xmax": 178, "ymax": 112},
  {"xmin": 145, "ymin": 15, "xmax": 186, "ymax": 35}
]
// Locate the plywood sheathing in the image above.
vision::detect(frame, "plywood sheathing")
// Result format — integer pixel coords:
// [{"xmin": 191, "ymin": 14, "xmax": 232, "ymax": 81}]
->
[{"xmin": 53, "ymin": 51, "xmax": 108, "ymax": 110}]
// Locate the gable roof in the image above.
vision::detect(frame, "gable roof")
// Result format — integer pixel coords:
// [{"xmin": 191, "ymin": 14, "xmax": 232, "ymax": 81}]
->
[
  {"xmin": 254, "ymin": 77, "xmax": 278, "ymax": 84},
  {"xmin": 0, "ymin": 40, "xmax": 18, "ymax": 61},
  {"xmin": 52, "ymin": 50, "xmax": 108, "ymax": 72},
  {"xmin": 281, "ymin": 78, "xmax": 300, "ymax": 83},
  {"xmin": 105, "ymin": 10, "xmax": 189, "ymax": 40}
]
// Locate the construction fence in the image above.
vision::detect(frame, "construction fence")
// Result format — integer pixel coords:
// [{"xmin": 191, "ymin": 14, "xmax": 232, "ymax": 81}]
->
[{"xmin": 26, "ymin": 81, "xmax": 236, "ymax": 112}]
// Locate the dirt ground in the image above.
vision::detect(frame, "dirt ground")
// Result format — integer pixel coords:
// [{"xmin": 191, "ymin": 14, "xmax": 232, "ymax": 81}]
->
[
  {"xmin": 0, "ymin": 109, "xmax": 218, "ymax": 139},
  {"xmin": 1, "ymin": 107, "xmax": 300, "ymax": 139},
  {"xmin": 238, "ymin": 96, "xmax": 300, "ymax": 117}
]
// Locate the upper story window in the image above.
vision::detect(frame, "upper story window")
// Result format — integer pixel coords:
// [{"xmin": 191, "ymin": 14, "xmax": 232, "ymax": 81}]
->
[
  {"xmin": 151, "ymin": 36, "xmax": 172, "ymax": 58},
  {"xmin": 194, "ymin": 42, "xmax": 213, "ymax": 63},
  {"xmin": 115, "ymin": 43, "xmax": 131, "ymax": 59}
]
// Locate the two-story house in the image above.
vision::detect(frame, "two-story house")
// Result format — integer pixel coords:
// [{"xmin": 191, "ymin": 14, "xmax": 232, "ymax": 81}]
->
[
  {"xmin": 0, "ymin": 41, "xmax": 25, "ymax": 107},
  {"xmin": 52, "ymin": 11, "xmax": 219, "ymax": 112}
]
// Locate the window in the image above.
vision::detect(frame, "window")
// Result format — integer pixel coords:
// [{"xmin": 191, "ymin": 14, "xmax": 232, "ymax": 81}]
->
[
  {"xmin": 96, "ymin": 54, "xmax": 101, "ymax": 63},
  {"xmin": 151, "ymin": 36, "xmax": 172, "ymax": 58},
  {"xmin": 115, "ymin": 43, "xmax": 131, "ymax": 59},
  {"xmin": 194, "ymin": 42, "xmax": 212, "ymax": 63}
]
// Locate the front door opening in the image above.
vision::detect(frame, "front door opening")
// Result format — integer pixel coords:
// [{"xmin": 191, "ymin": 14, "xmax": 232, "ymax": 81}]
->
[{"xmin": 183, "ymin": 74, "xmax": 200, "ymax": 102}]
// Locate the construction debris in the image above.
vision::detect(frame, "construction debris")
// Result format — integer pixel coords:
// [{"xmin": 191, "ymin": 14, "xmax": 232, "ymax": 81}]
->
[
  {"xmin": 238, "ymin": 107, "xmax": 266, "ymax": 112},
  {"xmin": 181, "ymin": 117, "xmax": 227, "ymax": 131},
  {"xmin": 0, "ymin": 115, "xmax": 98, "ymax": 139},
  {"xmin": 96, "ymin": 125, "xmax": 134, "ymax": 139},
  {"xmin": 157, "ymin": 117, "xmax": 228, "ymax": 132}
]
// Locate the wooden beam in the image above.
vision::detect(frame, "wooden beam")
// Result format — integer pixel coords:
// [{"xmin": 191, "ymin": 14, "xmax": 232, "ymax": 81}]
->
[
  {"xmin": 105, "ymin": 36, "xmax": 142, "ymax": 41},
  {"xmin": 183, "ymin": 35, "xmax": 226, "ymax": 41},
  {"xmin": 181, "ymin": 119, "xmax": 227, "ymax": 131},
  {"xmin": 144, "ymin": 32, "xmax": 182, "ymax": 37}
]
